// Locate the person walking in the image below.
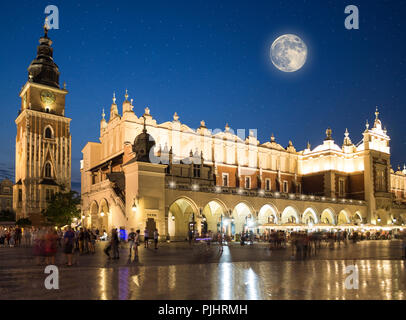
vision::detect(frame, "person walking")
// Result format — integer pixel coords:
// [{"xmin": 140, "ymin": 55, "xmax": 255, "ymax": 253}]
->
[
  {"xmin": 78, "ymin": 228, "xmax": 85, "ymax": 254},
  {"xmin": 153, "ymin": 229, "xmax": 159, "ymax": 250},
  {"xmin": 111, "ymin": 228, "xmax": 120, "ymax": 259},
  {"xmin": 88, "ymin": 229, "xmax": 96, "ymax": 254},
  {"xmin": 144, "ymin": 228, "xmax": 149, "ymax": 248},
  {"xmin": 22, "ymin": 227, "xmax": 30, "ymax": 247},
  {"xmin": 15, "ymin": 226, "xmax": 22, "ymax": 246},
  {"xmin": 0, "ymin": 227, "xmax": 5, "ymax": 247},
  {"xmin": 128, "ymin": 228, "xmax": 136, "ymax": 257},
  {"xmin": 63, "ymin": 227, "xmax": 75, "ymax": 266},
  {"xmin": 45, "ymin": 228, "xmax": 58, "ymax": 265},
  {"xmin": 134, "ymin": 230, "xmax": 140, "ymax": 258},
  {"xmin": 402, "ymin": 230, "xmax": 406, "ymax": 259}
]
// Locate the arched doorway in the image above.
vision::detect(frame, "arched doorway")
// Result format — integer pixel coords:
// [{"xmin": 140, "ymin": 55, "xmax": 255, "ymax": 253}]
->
[
  {"xmin": 90, "ymin": 201, "xmax": 99, "ymax": 229},
  {"xmin": 338, "ymin": 210, "xmax": 350, "ymax": 225},
  {"xmin": 168, "ymin": 197, "xmax": 198, "ymax": 240},
  {"xmin": 302, "ymin": 208, "xmax": 318, "ymax": 225},
  {"xmin": 202, "ymin": 200, "xmax": 229, "ymax": 234},
  {"xmin": 321, "ymin": 208, "xmax": 336, "ymax": 225},
  {"xmin": 258, "ymin": 204, "xmax": 278, "ymax": 235},
  {"xmin": 352, "ymin": 211, "xmax": 363, "ymax": 225},
  {"xmin": 281, "ymin": 206, "xmax": 300, "ymax": 224},
  {"xmin": 258, "ymin": 204, "xmax": 278, "ymax": 225},
  {"xmin": 99, "ymin": 198, "xmax": 109, "ymax": 232},
  {"xmin": 233, "ymin": 202, "xmax": 254, "ymax": 234}
]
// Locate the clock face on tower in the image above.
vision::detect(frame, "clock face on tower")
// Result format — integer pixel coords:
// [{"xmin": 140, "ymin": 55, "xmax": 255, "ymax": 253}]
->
[{"xmin": 40, "ymin": 90, "xmax": 56, "ymax": 105}]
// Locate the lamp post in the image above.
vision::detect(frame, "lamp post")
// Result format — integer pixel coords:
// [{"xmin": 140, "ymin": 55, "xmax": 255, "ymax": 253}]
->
[
  {"xmin": 190, "ymin": 212, "xmax": 195, "ymax": 234},
  {"xmin": 220, "ymin": 214, "xmax": 223, "ymax": 233}
]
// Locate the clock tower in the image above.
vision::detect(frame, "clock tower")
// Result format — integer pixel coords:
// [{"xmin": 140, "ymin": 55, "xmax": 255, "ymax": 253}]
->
[{"xmin": 13, "ymin": 23, "xmax": 71, "ymax": 224}]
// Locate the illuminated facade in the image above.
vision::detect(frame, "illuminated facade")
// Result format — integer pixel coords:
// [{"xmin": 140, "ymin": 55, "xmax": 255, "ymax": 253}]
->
[
  {"xmin": 13, "ymin": 25, "xmax": 71, "ymax": 224},
  {"xmin": 81, "ymin": 91, "xmax": 406, "ymax": 239}
]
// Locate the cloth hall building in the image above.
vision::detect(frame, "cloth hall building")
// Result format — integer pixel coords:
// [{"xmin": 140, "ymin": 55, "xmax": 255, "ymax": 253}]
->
[{"xmin": 81, "ymin": 94, "xmax": 406, "ymax": 240}]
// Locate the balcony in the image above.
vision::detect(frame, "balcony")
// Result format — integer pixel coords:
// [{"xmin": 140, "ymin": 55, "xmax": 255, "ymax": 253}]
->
[{"xmin": 90, "ymin": 180, "xmax": 112, "ymax": 193}]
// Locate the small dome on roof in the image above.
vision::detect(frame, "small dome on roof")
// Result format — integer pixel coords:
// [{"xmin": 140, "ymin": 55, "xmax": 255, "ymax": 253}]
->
[{"xmin": 132, "ymin": 120, "xmax": 155, "ymax": 162}]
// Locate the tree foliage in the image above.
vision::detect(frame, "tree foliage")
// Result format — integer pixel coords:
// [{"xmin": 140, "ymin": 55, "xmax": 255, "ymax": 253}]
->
[
  {"xmin": 16, "ymin": 218, "xmax": 32, "ymax": 226},
  {"xmin": 0, "ymin": 209, "xmax": 16, "ymax": 222},
  {"xmin": 43, "ymin": 191, "xmax": 81, "ymax": 227}
]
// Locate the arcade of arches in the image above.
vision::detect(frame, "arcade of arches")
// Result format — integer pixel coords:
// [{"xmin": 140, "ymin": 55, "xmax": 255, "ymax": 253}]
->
[{"xmin": 164, "ymin": 196, "xmax": 367, "ymax": 241}]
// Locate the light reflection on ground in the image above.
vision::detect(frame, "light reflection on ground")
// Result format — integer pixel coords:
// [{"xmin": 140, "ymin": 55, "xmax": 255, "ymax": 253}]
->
[{"xmin": 1, "ymin": 240, "xmax": 405, "ymax": 300}]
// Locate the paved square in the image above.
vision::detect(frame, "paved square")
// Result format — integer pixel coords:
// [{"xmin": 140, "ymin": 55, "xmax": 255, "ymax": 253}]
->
[{"xmin": 1, "ymin": 240, "xmax": 405, "ymax": 300}]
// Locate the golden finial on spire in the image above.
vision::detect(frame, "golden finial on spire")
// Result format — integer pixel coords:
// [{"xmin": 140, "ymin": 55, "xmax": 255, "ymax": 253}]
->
[
  {"xmin": 375, "ymin": 106, "xmax": 379, "ymax": 120},
  {"xmin": 44, "ymin": 17, "xmax": 49, "ymax": 37},
  {"xmin": 125, "ymin": 89, "xmax": 129, "ymax": 101},
  {"xmin": 325, "ymin": 127, "xmax": 333, "ymax": 140},
  {"xmin": 112, "ymin": 92, "xmax": 116, "ymax": 104},
  {"xmin": 102, "ymin": 108, "xmax": 105, "ymax": 120}
]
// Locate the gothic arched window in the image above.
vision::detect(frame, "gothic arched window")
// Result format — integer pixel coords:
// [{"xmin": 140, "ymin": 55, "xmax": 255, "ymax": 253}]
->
[
  {"xmin": 45, "ymin": 162, "xmax": 52, "ymax": 178},
  {"xmin": 45, "ymin": 127, "xmax": 53, "ymax": 139}
]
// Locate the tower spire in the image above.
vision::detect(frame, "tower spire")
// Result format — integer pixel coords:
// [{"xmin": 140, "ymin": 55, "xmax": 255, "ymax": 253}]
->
[
  {"xmin": 343, "ymin": 128, "xmax": 352, "ymax": 146},
  {"xmin": 27, "ymin": 20, "xmax": 60, "ymax": 88},
  {"xmin": 142, "ymin": 116, "xmax": 147, "ymax": 133}
]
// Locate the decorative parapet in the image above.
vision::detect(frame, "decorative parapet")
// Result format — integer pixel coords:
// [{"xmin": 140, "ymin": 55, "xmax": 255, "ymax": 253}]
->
[{"xmin": 165, "ymin": 183, "xmax": 367, "ymax": 206}]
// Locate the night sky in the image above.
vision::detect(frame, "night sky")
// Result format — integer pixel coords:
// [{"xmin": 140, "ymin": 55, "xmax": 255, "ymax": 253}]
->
[{"xmin": 1, "ymin": 0, "xmax": 406, "ymax": 192}]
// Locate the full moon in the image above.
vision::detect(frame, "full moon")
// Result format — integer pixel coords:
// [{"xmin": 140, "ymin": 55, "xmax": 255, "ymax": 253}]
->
[{"xmin": 270, "ymin": 34, "xmax": 307, "ymax": 72}]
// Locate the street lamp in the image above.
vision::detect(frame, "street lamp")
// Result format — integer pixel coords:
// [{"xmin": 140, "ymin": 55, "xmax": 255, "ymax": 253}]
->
[
  {"xmin": 100, "ymin": 211, "xmax": 105, "ymax": 217},
  {"xmin": 132, "ymin": 198, "xmax": 137, "ymax": 213},
  {"xmin": 377, "ymin": 217, "xmax": 381, "ymax": 223}
]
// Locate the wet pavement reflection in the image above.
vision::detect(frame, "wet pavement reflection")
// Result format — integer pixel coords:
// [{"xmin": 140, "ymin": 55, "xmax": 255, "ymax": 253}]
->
[{"xmin": 1, "ymin": 240, "xmax": 406, "ymax": 300}]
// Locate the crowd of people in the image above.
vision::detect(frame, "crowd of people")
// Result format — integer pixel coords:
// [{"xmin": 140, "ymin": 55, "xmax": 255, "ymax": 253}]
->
[
  {"xmin": 0, "ymin": 225, "xmax": 161, "ymax": 266},
  {"xmin": 2, "ymin": 224, "xmax": 406, "ymax": 263}
]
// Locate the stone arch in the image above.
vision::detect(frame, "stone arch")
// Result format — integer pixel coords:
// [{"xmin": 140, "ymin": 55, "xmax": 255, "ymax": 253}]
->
[
  {"xmin": 44, "ymin": 161, "xmax": 53, "ymax": 178},
  {"xmin": 232, "ymin": 202, "xmax": 255, "ymax": 234},
  {"xmin": 90, "ymin": 201, "xmax": 99, "ymax": 229},
  {"xmin": 202, "ymin": 199, "xmax": 229, "ymax": 235},
  {"xmin": 302, "ymin": 207, "xmax": 319, "ymax": 224},
  {"xmin": 258, "ymin": 204, "xmax": 279, "ymax": 225},
  {"xmin": 338, "ymin": 209, "xmax": 351, "ymax": 225},
  {"xmin": 321, "ymin": 208, "xmax": 336, "ymax": 225},
  {"xmin": 168, "ymin": 197, "xmax": 199, "ymax": 240},
  {"xmin": 352, "ymin": 211, "xmax": 363, "ymax": 225},
  {"xmin": 98, "ymin": 198, "xmax": 109, "ymax": 232},
  {"xmin": 44, "ymin": 125, "xmax": 54, "ymax": 139},
  {"xmin": 281, "ymin": 206, "xmax": 300, "ymax": 224}
]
